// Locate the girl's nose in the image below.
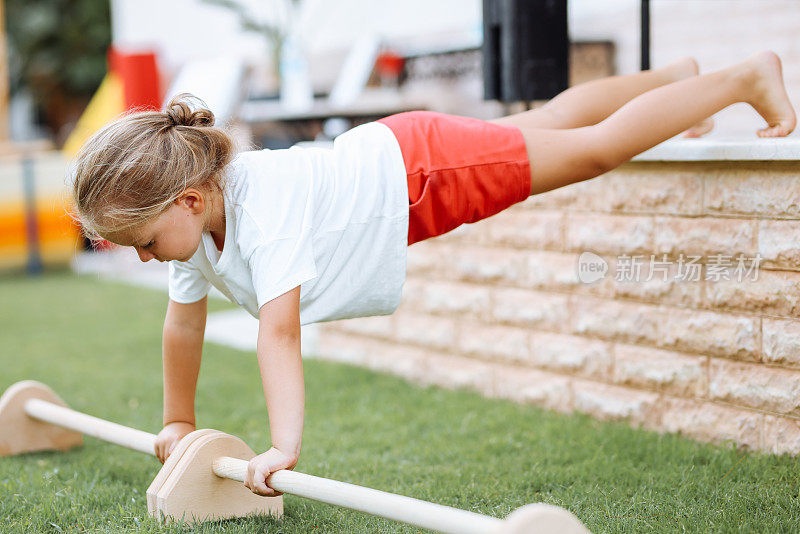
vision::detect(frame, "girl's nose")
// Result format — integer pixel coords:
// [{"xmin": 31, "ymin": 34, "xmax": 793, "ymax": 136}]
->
[{"xmin": 136, "ymin": 247, "xmax": 154, "ymax": 262}]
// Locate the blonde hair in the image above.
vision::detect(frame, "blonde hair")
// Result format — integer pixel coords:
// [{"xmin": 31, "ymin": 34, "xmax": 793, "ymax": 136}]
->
[{"xmin": 68, "ymin": 93, "xmax": 236, "ymax": 245}]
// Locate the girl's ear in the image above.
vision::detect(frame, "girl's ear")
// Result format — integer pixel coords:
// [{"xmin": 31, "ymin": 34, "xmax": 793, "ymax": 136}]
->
[{"xmin": 176, "ymin": 189, "xmax": 205, "ymax": 213}]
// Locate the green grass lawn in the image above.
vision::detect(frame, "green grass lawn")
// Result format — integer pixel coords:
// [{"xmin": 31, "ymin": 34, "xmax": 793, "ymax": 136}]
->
[{"xmin": 1, "ymin": 269, "xmax": 799, "ymax": 533}]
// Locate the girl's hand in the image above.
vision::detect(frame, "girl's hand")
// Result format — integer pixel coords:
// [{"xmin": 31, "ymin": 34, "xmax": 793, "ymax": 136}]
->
[
  {"xmin": 244, "ymin": 446, "xmax": 299, "ymax": 497},
  {"xmin": 154, "ymin": 421, "xmax": 196, "ymax": 464}
]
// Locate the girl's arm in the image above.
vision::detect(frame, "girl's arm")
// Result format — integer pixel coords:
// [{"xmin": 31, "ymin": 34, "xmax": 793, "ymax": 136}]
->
[
  {"xmin": 244, "ymin": 285, "xmax": 304, "ymax": 497},
  {"xmin": 156, "ymin": 297, "xmax": 207, "ymax": 463}
]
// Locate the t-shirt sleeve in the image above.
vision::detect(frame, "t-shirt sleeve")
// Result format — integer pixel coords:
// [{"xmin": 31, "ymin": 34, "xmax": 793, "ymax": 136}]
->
[
  {"xmin": 168, "ymin": 260, "xmax": 211, "ymax": 304},
  {"xmin": 247, "ymin": 224, "xmax": 318, "ymax": 311}
]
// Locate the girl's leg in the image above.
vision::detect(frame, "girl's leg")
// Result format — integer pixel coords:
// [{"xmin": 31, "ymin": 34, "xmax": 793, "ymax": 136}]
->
[
  {"xmin": 517, "ymin": 51, "xmax": 795, "ymax": 196},
  {"xmin": 491, "ymin": 57, "xmax": 711, "ymax": 136}
]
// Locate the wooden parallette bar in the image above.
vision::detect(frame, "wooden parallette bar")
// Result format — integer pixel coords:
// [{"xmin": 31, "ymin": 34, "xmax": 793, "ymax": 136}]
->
[
  {"xmin": 24, "ymin": 398, "xmax": 156, "ymax": 455},
  {"xmin": 0, "ymin": 380, "xmax": 591, "ymax": 533},
  {"xmin": 212, "ymin": 456, "xmax": 502, "ymax": 534}
]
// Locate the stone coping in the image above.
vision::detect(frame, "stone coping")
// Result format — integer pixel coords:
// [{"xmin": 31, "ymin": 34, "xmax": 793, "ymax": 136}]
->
[
  {"xmin": 633, "ymin": 137, "xmax": 800, "ymax": 161},
  {"xmin": 257, "ymin": 136, "xmax": 800, "ymax": 162}
]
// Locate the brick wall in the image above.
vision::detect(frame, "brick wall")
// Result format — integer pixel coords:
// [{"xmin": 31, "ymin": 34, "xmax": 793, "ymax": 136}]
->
[{"xmin": 313, "ymin": 156, "xmax": 800, "ymax": 456}]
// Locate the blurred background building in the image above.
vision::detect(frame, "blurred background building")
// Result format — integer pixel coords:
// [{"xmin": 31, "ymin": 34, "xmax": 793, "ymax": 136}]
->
[
  {"xmin": 1, "ymin": 0, "xmax": 799, "ymax": 271},
  {"xmin": 0, "ymin": 0, "xmax": 800, "ymax": 266},
  {"xmin": 3, "ymin": 0, "xmax": 800, "ymax": 276}
]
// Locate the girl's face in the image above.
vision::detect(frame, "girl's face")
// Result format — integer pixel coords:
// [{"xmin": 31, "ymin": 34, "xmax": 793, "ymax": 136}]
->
[{"xmin": 106, "ymin": 189, "xmax": 210, "ymax": 263}]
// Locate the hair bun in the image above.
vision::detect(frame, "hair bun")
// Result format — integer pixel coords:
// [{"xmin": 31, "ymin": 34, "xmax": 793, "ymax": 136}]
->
[{"xmin": 165, "ymin": 93, "xmax": 215, "ymax": 127}]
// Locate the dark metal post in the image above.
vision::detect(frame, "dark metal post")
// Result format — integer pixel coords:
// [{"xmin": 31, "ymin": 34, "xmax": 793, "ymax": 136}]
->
[
  {"xmin": 22, "ymin": 156, "xmax": 43, "ymax": 275},
  {"xmin": 641, "ymin": 0, "xmax": 650, "ymax": 71},
  {"xmin": 483, "ymin": 0, "xmax": 569, "ymax": 103}
]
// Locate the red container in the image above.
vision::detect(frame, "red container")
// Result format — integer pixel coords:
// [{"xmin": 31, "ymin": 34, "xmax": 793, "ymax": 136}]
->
[{"xmin": 107, "ymin": 47, "xmax": 161, "ymax": 111}]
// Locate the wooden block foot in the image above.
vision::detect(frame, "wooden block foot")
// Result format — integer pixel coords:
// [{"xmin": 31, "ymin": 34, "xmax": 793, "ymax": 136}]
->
[
  {"xmin": 150, "ymin": 431, "xmax": 282, "ymax": 524},
  {"xmin": 494, "ymin": 503, "xmax": 591, "ymax": 534},
  {"xmin": 0, "ymin": 380, "xmax": 83, "ymax": 456},
  {"xmin": 146, "ymin": 428, "xmax": 219, "ymax": 514}
]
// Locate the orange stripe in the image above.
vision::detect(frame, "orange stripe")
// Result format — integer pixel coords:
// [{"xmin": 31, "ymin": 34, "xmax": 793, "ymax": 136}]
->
[{"xmin": 0, "ymin": 197, "xmax": 79, "ymax": 249}]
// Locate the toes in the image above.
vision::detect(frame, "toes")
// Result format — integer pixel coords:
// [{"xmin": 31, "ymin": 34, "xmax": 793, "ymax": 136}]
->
[
  {"xmin": 758, "ymin": 125, "xmax": 787, "ymax": 137},
  {"xmin": 757, "ymin": 120, "xmax": 793, "ymax": 137}
]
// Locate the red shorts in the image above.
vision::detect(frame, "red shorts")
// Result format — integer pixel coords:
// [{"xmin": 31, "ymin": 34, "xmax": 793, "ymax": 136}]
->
[{"xmin": 377, "ymin": 111, "xmax": 531, "ymax": 246}]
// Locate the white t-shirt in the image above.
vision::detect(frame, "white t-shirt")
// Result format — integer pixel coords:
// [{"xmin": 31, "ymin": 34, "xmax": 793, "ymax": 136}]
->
[{"xmin": 167, "ymin": 121, "xmax": 409, "ymax": 325}]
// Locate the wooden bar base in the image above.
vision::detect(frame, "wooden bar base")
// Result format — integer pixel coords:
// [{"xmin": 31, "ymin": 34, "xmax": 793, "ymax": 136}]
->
[
  {"xmin": 0, "ymin": 380, "xmax": 281, "ymax": 525},
  {"xmin": 495, "ymin": 503, "xmax": 590, "ymax": 534},
  {"xmin": 0, "ymin": 380, "xmax": 82, "ymax": 455},
  {"xmin": 147, "ymin": 430, "xmax": 282, "ymax": 523}
]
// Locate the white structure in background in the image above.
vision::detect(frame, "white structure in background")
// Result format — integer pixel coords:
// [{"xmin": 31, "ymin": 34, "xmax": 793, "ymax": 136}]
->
[
  {"xmin": 163, "ymin": 57, "xmax": 247, "ymax": 124},
  {"xmin": 205, "ymin": 308, "xmax": 321, "ymax": 356},
  {"xmin": 279, "ymin": 30, "xmax": 314, "ymax": 112},
  {"xmin": 109, "ymin": 0, "xmax": 482, "ymax": 94},
  {"xmin": 110, "ymin": 0, "xmax": 275, "ymax": 79},
  {"xmin": 327, "ymin": 34, "xmax": 381, "ymax": 108},
  {"xmin": 278, "ymin": 2, "xmax": 314, "ymax": 112}
]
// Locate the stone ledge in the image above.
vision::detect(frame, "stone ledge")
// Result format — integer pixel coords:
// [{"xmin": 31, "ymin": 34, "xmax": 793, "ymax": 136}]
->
[{"xmin": 633, "ymin": 137, "xmax": 800, "ymax": 161}]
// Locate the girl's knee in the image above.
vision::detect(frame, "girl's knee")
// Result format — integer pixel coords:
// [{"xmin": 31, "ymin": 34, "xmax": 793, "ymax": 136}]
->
[{"xmin": 582, "ymin": 128, "xmax": 627, "ymax": 176}]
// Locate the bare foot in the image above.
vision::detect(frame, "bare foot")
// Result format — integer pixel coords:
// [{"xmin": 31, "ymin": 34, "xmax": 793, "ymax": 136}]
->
[
  {"xmin": 745, "ymin": 50, "xmax": 797, "ymax": 137},
  {"xmin": 664, "ymin": 57, "xmax": 716, "ymax": 138}
]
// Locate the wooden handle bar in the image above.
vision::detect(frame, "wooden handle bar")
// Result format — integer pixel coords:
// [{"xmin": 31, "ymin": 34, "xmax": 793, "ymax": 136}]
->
[
  {"xmin": 23, "ymin": 398, "xmax": 504, "ymax": 534},
  {"xmin": 25, "ymin": 398, "xmax": 157, "ymax": 455},
  {"xmin": 213, "ymin": 456, "xmax": 502, "ymax": 534}
]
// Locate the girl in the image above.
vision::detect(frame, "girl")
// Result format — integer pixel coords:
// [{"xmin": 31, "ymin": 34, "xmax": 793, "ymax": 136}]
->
[{"xmin": 69, "ymin": 50, "xmax": 795, "ymax": 498}]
